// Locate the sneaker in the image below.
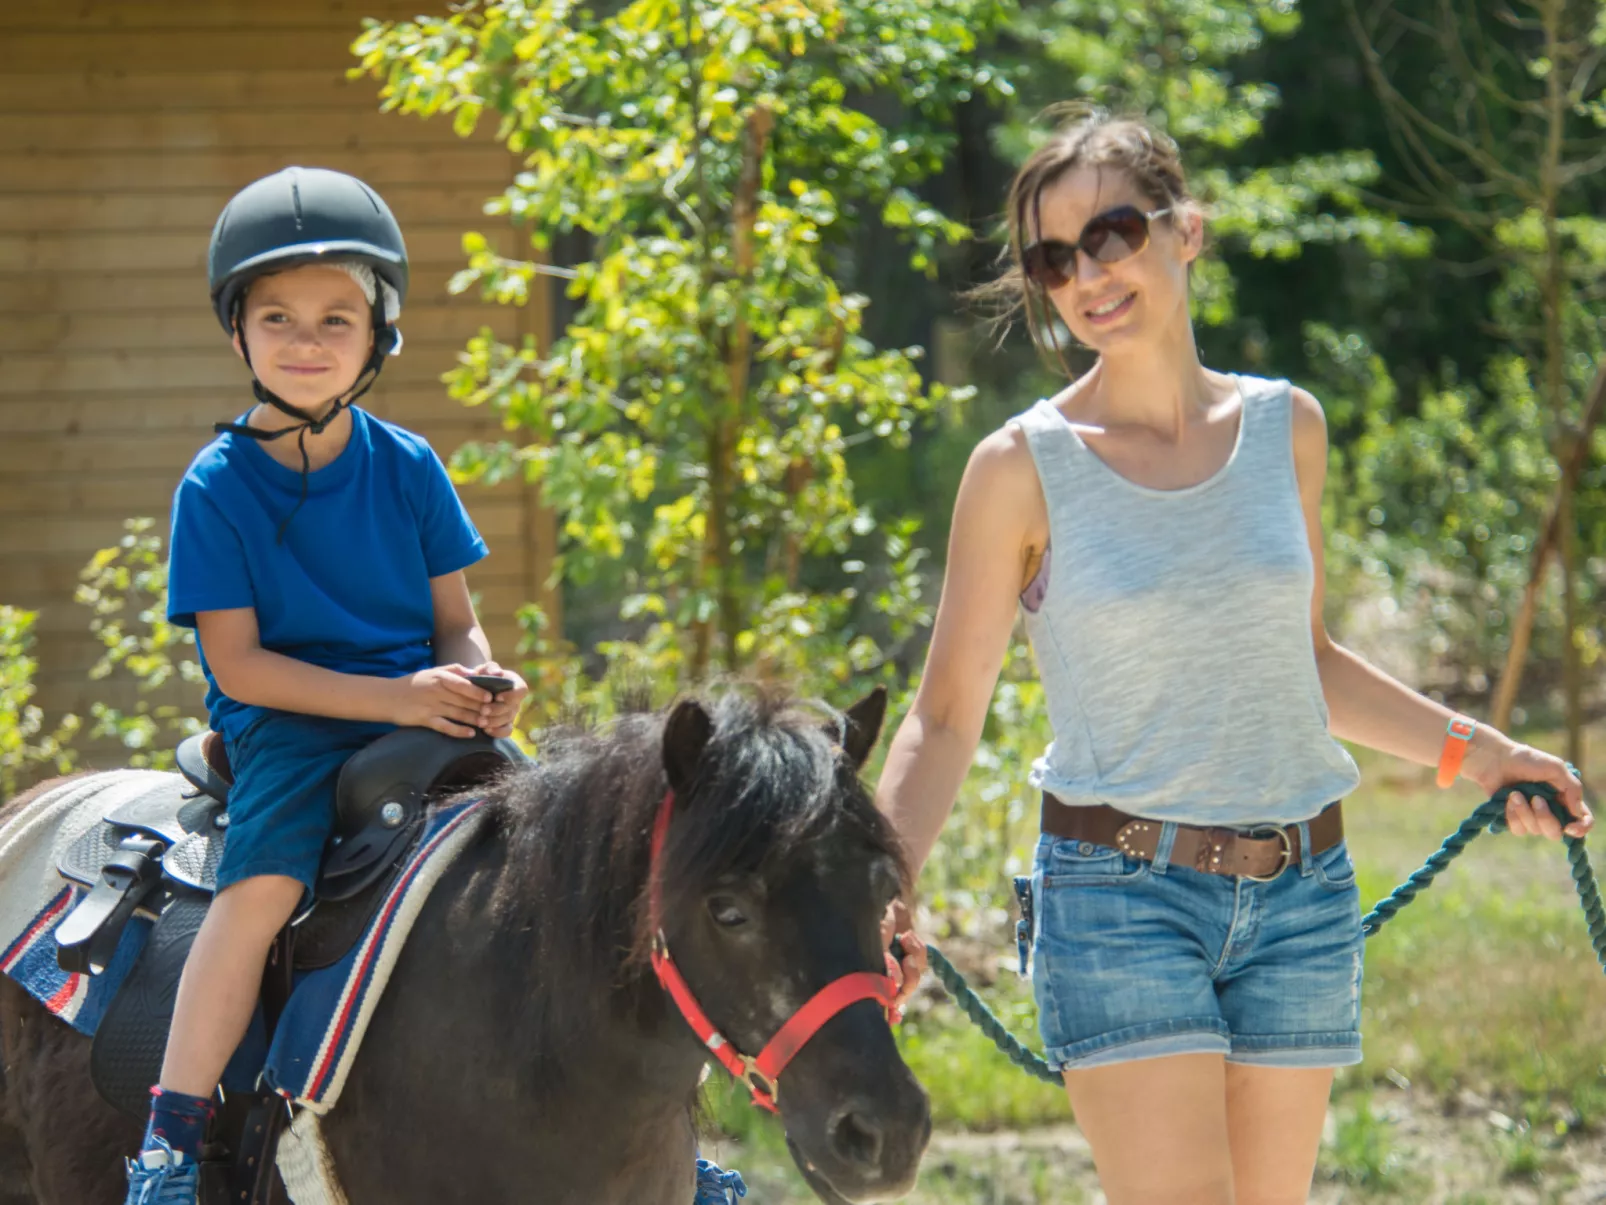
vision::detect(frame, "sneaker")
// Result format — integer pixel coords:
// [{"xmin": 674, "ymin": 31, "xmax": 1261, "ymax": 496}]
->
[
  {"xmin": 123, "ymin": 1137, "xmax": 200, "ymax": 1205},
  {"xmin": 694, "ymin": 1158, "xmax": 748, "ymax": 1204}
]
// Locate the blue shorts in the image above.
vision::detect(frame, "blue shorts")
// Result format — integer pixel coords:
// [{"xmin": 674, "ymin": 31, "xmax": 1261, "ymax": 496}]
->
[
  {"xmin": 1028, "ymin": 819, "xmax": 1364, "ymax": 1072},
  {"xmin": 216, "ymin": 711, "xmax": 396, "ymax": 897}
]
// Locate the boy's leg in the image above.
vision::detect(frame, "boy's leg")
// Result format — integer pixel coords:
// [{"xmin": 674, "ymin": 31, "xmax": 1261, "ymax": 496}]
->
[
  {"xmin": 132, "ymin": 712, "xmax": 388, "ymax": 1176},
  {"xmin": 158, "ymin": 874, "xmax": 305, "ymax": 1097},
  {"xmin": 138, "ymin": 874, "xmax": 303, "ymax": 1165}
]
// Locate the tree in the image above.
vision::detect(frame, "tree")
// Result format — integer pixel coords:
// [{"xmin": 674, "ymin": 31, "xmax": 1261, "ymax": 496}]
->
[
  {"xmin": 1346, "ymin": 0, "xmax": 1606, "ymax": 763},
  {"xmin": 354, "ymin": 0, "xmax": 1005, "ymax": 714}
]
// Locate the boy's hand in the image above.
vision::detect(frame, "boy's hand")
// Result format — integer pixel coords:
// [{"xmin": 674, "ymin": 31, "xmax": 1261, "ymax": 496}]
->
[
  {"xmin": 394, "ymin": 667, "xmax": 494, "ymax": 738},
  {"xmin": 456, "ymin": 662, "xmax": 529, "ymax": 739}
]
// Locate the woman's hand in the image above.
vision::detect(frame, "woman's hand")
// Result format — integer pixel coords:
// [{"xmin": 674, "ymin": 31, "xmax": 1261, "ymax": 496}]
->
[
  {"xmin": 1462, "ymin": 729, "xmax": 1592, "ymax": 840},
  {"xmin": 459, "ymin": 661, "xmax": 529, "ymax": 739},
  {"xmin": 392, "ymin": 667, "xmax": 494, "ymax": 738},
  {"xmin": 881, "ymin": 900, "xmax": 928, "ymax": 1012}
]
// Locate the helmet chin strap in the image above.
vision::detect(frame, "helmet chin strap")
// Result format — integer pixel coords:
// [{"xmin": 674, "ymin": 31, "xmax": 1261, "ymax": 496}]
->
[{"xmin": 217, "ymin": 294, "xmax": 392, "ymax": 542}]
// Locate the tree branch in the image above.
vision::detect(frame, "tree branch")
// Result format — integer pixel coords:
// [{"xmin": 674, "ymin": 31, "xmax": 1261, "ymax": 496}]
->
[
  {"xmin": 1346, "ymin": 0, "xmax": 1541, "ymax": 201},
  {"xmin": 1490, "ymin": 357, "xmax": 1606, "ymax": 726}
]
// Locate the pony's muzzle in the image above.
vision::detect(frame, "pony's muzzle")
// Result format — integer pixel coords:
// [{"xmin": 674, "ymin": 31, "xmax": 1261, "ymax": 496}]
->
[{"xmin": 801, "ymin": 1071, "xmax": 930, "ymax": 1201}]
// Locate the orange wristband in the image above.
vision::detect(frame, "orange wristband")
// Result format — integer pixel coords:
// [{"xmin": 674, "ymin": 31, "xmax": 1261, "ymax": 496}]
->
[{"xmin": 1435, "ymin": 715, "xmax": 1477, "ymax": 788}]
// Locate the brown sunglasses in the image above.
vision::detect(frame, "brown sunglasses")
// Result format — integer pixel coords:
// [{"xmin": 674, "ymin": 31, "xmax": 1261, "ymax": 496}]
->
[{"xmin": 1022, "ymin": 204, "xmax": 1172, "ymax": 290}]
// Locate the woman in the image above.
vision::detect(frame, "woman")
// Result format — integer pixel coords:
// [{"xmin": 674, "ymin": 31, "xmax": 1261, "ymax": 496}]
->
[{"xmin": 874, "ymin": 109, "xmax": 1591, "ymax": 1204}]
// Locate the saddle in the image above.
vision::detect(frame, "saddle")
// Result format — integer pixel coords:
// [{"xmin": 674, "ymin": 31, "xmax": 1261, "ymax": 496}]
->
[{"xmin": 52, "ymin": 726, "xmax": 521, "ymax": 1204}]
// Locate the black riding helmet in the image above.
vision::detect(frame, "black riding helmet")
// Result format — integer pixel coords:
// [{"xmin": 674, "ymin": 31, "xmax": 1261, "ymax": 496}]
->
[
  {"xmin": 209, "ymin": 165, "xmax": 409, "ymax": 340},
  {"xmin": 207, "ymin": 167, "xmax": 410, "ymax": 538}
]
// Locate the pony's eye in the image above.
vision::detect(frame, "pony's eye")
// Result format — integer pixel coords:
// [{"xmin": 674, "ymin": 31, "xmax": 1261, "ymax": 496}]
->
[{"xmin": 708, "ymin": 896, "xmax": 748, "ymax": 928}]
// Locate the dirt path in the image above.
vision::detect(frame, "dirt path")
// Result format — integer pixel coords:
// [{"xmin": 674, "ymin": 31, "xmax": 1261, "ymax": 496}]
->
[{"xmin": 709, "ymin": 1088, "xmax": 1606, "ymax": 1204}]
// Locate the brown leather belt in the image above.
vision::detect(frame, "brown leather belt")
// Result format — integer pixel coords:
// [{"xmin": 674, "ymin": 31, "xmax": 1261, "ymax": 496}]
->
[{"xmin": 1041, "ymin": 794, "xmax": 1344, "ymax": 882}]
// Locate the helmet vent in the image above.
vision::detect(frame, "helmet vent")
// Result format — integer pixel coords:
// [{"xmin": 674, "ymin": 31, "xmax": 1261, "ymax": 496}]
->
[{"xmin": 290, "ymin": 175, "xmax": 304, "ymax": 230}]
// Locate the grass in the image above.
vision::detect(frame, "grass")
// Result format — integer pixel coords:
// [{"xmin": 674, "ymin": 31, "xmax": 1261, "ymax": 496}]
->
[
  {"xmin": 1340, "ymin": 746, "xmax": 1606, "ymax": 1119},
  {"xmin": 1318, "ymin": 1092, "xmax": 1408, "ymax": 1190},
  {"xmin": 702, "ymin": 726, "xmax": 1606, "ymax": 1200}
]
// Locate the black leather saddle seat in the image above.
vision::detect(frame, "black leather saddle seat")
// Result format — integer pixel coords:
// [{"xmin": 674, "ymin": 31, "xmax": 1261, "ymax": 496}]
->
[{"xmin": 175, "ymin": 726, "xmax": 520, "ymax": 844}]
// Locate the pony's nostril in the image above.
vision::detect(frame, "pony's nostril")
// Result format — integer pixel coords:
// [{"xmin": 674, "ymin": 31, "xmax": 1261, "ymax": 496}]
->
[{"xmin": 829, "ymin": 1106, "xmax": 884, "ymax": 1171}]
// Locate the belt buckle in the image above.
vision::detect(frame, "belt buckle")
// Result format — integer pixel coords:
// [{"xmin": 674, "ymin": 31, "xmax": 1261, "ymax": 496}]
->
[{"xmin": 1242, "ymin": 825, "xmax": 1292, "ymax": 883}]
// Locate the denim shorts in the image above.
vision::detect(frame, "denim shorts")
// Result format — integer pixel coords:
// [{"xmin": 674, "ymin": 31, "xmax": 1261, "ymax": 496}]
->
[
  {"xmin": 1028, "ymin": 818, "xmax": 1364, "ymax": 1071},
  {"xmin": 217, "ymin": 710, "xmax": 395, "ymax": 897}
]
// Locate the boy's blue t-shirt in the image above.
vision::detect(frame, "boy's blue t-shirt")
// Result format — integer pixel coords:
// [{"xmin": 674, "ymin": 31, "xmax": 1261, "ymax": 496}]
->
[{"xmin": 166, "ymin": 406, "xmax": 488, "ymax": 742}]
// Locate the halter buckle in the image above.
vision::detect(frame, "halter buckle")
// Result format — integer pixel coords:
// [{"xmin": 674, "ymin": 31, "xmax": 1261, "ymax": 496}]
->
[{"xmin": 739, "ymin": 1056, "xmax": 780, "ymax": 1110}]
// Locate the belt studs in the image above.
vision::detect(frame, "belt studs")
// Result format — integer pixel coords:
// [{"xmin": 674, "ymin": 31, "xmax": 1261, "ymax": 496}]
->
[{"xmin": 1116, "ymin": 822, "xmax": 1150, "ymax": 855}]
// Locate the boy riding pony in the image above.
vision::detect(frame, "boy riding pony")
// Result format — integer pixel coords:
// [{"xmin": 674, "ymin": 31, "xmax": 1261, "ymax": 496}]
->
[{"xmin": 126, "ymin": 166, "xmax": 529, "ymax": 1203}]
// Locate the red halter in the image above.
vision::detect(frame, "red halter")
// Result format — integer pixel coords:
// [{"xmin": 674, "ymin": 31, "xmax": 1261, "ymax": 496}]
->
[{"xmin": 647, "ymin": 789, "xmax": 901, "ymax": 1113}]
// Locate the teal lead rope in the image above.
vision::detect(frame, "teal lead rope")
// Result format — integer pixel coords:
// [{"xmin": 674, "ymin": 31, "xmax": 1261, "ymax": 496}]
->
[
  {"xmin": 919, "ymin": 779, "xmax": 1602, "ymax": 1086},
  {"xmin": 1357, "ymin": 783, "xmax": 1604, "ymax": 967}
]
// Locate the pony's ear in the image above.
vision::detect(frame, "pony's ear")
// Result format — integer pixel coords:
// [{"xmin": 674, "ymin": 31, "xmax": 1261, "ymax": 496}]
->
[
  {"xmin": 663, "ymin": 698, "xmax": 714, "ymax": 795},
  {"xmin": 840, "ymin": 686, "xmax": 888, "ymax": 771}
]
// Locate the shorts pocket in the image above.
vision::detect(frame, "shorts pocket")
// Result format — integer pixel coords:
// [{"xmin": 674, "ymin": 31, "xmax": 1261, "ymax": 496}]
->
[
  {"xmin": 1312, "ymin": 838, "xmax": 1356, "ymax": 891},
  {"xmin": 1041, "ymin": 836, "xmax": 1149, "ymax": 886}
]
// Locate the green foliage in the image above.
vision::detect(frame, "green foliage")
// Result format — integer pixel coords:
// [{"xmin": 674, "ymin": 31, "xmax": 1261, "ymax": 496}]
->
[
  {"xmin": 895, "ymin": 980, "xmax": 1070, "ymax": 1128},
  {"xmin": 1330, "ymin": 0, "xmax": 1606, "ymax": 737},
  {"xmin": 0, "ymin": 607, "xmax": 79, "ymax": 797},
  {"xmin": 1307, "ymin": 319, "xmax": 1604, "ymax": 703},
  {"xmin": 74, "ymin": 519, "xmax": 204, "ymax": 769},
  {"xmin": 355, "ymin": 0, "xmax": 1004, "ymax": 712}
]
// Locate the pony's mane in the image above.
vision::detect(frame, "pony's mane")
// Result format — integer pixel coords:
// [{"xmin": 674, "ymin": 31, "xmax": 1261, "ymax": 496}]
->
[{"xmin": 482, "ymin": 684, "xmax": 903, "ymax": 985}]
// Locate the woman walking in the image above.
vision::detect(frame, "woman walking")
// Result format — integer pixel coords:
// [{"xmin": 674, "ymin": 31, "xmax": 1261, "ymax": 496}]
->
[{"xmin": 875, "ymin": 109, "xmax": 1590, "ymax": 1204}]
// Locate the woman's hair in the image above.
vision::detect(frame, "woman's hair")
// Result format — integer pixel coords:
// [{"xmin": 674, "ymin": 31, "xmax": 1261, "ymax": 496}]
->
[{"xmin": 970, "ymin": 104, "xmax": 1198, "ymax": 375}]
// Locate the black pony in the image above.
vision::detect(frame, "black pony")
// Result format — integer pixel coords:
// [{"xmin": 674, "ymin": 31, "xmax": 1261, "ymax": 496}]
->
[{"xmin": 0, "ymin": 686, "xmax": 930, "ymax": 1204}]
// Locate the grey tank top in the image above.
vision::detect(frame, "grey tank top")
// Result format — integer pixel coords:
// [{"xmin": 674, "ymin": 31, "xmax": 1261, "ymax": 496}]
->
[{"xmin": 1011, "ymin": 373, "xmax": 1360, "ymax": 826}]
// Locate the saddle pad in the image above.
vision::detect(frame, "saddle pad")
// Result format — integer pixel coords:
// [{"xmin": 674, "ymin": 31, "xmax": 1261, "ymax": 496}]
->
[
  {"xmin": 0, "ymin": 772, "xmax": 172, "ymax": 1033},
  {"xmin": 263, "ymin": 798, "xmax": 488, "ymax": 1112}
]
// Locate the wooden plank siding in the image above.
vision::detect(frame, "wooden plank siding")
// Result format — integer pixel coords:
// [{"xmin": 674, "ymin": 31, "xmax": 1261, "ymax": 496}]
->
[{"xmin": 0, "ymin": 0, "xmax": 556, "ymax": 755}]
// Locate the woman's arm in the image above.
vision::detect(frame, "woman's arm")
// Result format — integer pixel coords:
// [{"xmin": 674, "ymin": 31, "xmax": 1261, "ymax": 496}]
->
[
  {"xmin": 1291, "ymin": 387, "xmax": 1590, "ymax": 838},
  {"xmin": 876, "ymin": 427, "xmax": 1046, "ymax": 878}
]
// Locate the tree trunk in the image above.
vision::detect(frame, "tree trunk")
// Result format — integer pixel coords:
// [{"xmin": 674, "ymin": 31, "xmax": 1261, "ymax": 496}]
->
[
  {"xmin": 692, "ymin": 105, "xmax": 773, "ymax": 679},
  {"xmin": 1493, "ymin": 0, "xmax": 1574, "ymax": 738},
  {"xmin": 1490, "ymin": 361, "xmax": 1606, "ymax": 730},
  {"xmin": 1560, "ymin": 483, "xmax": 1582, "ymax": 768}
]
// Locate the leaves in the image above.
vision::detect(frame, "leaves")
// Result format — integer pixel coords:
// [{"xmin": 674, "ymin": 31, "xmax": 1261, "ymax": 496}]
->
[
  {"xmin": 0, "ymin": 607, "xmax": 79, "ymax": 796},
  {"xmin": 73, "ymin": 520, "xmax": 204, "ymax": 769},
  {"xmin": 358, "ymin": 0, "xmax": 1004, "ymax": 700}
]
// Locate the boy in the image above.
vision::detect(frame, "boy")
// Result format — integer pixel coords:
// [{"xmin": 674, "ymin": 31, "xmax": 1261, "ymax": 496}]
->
[{"xmin": 126, "ymin": 166, "xmax": 530, "ymax": 1203}]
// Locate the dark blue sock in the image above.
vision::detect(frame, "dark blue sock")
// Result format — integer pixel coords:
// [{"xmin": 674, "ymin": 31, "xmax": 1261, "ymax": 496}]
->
[{"xmin": 142, "ymin": 1086, "xmax": 213, "ymax": 1161}]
